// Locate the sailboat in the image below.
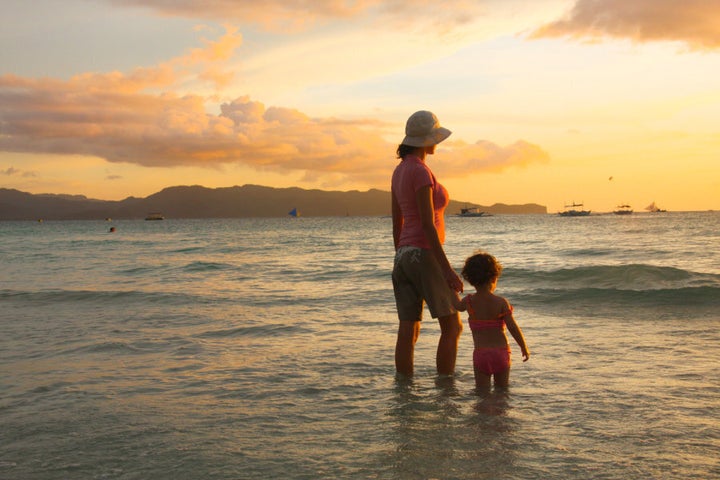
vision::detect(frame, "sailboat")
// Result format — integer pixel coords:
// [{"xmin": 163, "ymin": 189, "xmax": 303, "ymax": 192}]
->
[
  {"xmin": 644, "ymin": 202, "xmax": 667, "ymax": 213},
  {"xmin": 288, "ymin": 207, "xmax": 300, "ymax": 218}
]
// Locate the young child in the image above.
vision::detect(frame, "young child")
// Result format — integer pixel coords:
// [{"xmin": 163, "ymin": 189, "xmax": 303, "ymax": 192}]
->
[{"xmin": 454, "ymin": 251, "xmax": 530, "ymax": 390}]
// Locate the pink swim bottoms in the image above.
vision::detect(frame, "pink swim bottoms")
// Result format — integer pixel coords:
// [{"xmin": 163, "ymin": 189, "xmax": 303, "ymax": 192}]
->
[{"xmin": 473, "ymin": 346, "xmax": 511, "ymax": 375}]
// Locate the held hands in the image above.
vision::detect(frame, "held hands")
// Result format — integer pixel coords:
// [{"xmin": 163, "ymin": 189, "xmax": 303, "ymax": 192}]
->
[
  {"xmin": 451, "ymin": 289, "xmax": 465, "ymax": 311},
  {"xmin": 444, "ymin": 267, "xmax": 464, "ymax": 293}
]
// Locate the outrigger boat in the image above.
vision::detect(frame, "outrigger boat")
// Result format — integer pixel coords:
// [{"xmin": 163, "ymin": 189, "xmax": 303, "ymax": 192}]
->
[
  {"xmin": 457, "ymin": 207, "xmax": 487, "ymax": 217},
  {"xmin": 559, "ymin": 202, "xmax": 590, "ymax": 217},
  {"xmin": 613, "ymin": 204, "xmax": 633, "ymax": 215}
]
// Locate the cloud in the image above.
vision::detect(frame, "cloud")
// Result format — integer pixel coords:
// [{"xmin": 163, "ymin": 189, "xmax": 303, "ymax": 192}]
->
[
  {"xmin": 2, "ymin": 166, "xmax": 37, "ymax": 177},
  {"xmin": 0, "ymin": 73, "xmax": 549, "ymax": 186},
  {"xmin": 435, "ymin": 140, "xmax": 550, "ymax": 178},
  {"xmin": 0, "ymin": 26, "xmax": 548, "ymax": 188},
  {"xmin": 531, "ymin": 0, "xmax": 720, "ymax": 50},
  {"xmin": 110, "ymin": 0, "xmax": 487, "ymax": 32}
]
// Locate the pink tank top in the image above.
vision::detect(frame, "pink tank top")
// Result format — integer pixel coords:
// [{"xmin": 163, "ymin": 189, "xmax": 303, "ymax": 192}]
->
[{"xmin": 391, "ymin": 155, "xmax": 449, "ymax": 249}]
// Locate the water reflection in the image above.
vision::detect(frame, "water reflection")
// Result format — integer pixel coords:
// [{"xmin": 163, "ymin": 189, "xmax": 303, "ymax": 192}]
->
[
  {"xmin": 472, "ymin": 389, "xmax": 511, "ymax": 418},
  {"xmin": 381, "ymin": 376, "xmax": 519, "ymax": 479}
]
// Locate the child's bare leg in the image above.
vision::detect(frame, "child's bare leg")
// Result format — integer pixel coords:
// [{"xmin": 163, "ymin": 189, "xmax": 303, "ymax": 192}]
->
[
  {"xmin": 474, "ymin": 367, "xmax": 491, "ymax": 392},
  {"xmin": 493, "ymin": 369, "xmax": 510, "ymax": 389}
]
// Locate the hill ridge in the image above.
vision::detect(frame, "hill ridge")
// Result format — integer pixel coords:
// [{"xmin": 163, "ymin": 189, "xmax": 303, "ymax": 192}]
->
[{"xmin": 0, "ymin": 185, "xmax": 547, "ymax": 220}]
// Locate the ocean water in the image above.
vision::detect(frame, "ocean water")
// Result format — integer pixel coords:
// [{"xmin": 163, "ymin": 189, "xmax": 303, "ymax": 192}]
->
[{"xmin": 1, "ymin": 212, "xmax": 719, "ymax": 479}]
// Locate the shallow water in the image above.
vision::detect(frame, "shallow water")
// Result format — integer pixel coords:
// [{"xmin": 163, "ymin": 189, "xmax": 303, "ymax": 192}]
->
[{"xmin": 1, "ymin": 213, "xmax": 719, "ymax": 479}]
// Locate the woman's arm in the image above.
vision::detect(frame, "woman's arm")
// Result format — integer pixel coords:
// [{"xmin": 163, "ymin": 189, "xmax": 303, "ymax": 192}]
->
[
  {"xmin": 415, "ymin": 185, "xmax": 463, "ymax": 292},
  {"xmin": 391, "ymin": 188, "xmax": 403, "ymax": 250}
]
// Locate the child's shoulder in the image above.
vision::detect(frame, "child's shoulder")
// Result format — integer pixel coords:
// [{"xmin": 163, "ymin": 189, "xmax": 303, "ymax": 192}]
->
[{"xmin": 491, "ymin": 293, "xmax": 512, "ymax": 311}]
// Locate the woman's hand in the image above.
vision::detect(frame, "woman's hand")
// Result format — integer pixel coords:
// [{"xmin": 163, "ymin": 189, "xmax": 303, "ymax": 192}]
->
[
  {"xmin": 451, "ymin": 289, "xmax": 466, "ymax": 311},
  {"xmin": 444, "ymin": 267, "xmax": 464, "ymax": 293}
]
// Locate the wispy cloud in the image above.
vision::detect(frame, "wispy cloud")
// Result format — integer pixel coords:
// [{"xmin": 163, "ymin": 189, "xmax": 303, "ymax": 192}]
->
[
  {"xmin": 531, "ymin": 0, "xmax": 720, "ymax": 50},
  {"xmin": 111, "ymin": 0, "xmax": 489, "ymax": 32},
  {"xmin": 2, "ymin": 166, "xmax": 37, "ymax": 177}
]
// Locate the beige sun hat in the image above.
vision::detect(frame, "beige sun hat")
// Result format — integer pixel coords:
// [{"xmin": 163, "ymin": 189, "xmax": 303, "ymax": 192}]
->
[{"xmin": 401, "ymin": 110, "xmax": 452, "ymax": 147}]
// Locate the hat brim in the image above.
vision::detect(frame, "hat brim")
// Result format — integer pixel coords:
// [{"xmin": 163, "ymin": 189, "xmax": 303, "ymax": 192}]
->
[{"xmin": 401, "ymin": 127, "xmax": 452, "ymax": 147}]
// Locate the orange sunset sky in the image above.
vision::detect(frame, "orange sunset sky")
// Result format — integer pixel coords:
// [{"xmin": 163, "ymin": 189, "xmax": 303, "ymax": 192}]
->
[{"xmin": 1, "ymin": 0, "xmax": 719, "ymax": 212}]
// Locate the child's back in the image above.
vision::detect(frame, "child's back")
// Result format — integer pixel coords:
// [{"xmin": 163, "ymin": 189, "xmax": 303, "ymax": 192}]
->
[
  {"xmin": 455, "ymin": 251, "xmax": 529, "ymax": 390},
  {"xmin": 462, "ymin": 291, "xmax": 513, "ymax": 350}
]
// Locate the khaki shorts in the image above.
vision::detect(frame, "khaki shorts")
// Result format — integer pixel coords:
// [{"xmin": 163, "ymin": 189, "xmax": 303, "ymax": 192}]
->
[{"xmin": 392, "ymin": 246, "xmax": 457, "ymax": 321}]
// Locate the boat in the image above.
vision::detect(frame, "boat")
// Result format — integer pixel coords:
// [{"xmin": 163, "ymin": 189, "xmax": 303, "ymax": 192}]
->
[
  {"xmin": 558, "ymin": 202, "xmax": 590, "ymax": 217},
  {"xmin": 645, "ymin": 202, "xmax": 667, "ymax": 213},
  {"xmin": 458, "ymin": 207, "xmax": 486, "ymax": 217},
  {"xmin": 288, "ymin": 207, "xmax": 300, "ymax": 218},
  {"xmin": 145, "ymin": 212, "xmax": 164, "ymax": 221},
  {"xmin": 613, "ymin": 204, "xmax": 633, "ymax": 215}
]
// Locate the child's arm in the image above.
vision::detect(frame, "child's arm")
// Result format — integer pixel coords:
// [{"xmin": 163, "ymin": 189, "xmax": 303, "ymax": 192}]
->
[{"xmin": 504, "ymin": 303, "xmax": 529, "ymax": 361}]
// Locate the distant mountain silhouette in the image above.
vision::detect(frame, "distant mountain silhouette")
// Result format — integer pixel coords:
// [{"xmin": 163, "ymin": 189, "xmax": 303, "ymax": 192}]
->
[{"xmin": 0, "ymin": 185, "xmax": 546, "ymax": 220}]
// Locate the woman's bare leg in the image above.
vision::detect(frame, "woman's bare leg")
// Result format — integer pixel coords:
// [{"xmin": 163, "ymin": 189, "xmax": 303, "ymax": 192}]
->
[
  {"xmin": 395, "ymin": 320, "xmax": 421, "ymax": 376},
  {"xmin": 436, "ymin": 312, "xmax": 462, "ymax": 375}
]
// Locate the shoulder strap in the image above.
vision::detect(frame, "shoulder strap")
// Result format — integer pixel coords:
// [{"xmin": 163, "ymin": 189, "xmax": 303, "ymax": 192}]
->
[
  {"xmin": 463, "ymin": 295, "xmax": 476, "ymax": 319},
  {"xmin": 498, "ymin": 304, "xmax": 513, "ymax": 319}
]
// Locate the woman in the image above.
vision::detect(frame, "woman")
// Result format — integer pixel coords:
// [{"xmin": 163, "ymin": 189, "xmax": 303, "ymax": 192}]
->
[{"xmin": 391, "ymin": 110, "xmax": 463, "ymax": 377}]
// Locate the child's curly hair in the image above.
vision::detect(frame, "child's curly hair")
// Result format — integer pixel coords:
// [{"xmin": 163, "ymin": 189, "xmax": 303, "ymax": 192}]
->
[{"xmin": 461, "ymin": 251, "xmax": 502, "ymax": 287}]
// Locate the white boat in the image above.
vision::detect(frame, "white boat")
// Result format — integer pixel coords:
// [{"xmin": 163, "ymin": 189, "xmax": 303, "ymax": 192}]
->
[
  {"xmin": 613, "ymin": 204, "xmax": 633, "ymax": 215},
  {"xmin": 145, "ymin": 212, "xmax": 164, "ymax": 221},
  {"xmin": 458, "ymin": 207, "xmax": 486, "ymax": 217},
  {"xmin": 559, "ymin": 202, "xmax": 590, "ymax": 217}
]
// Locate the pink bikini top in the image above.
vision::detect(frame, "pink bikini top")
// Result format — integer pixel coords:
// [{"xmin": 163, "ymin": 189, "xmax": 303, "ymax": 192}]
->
[{"xmin": 465, "ymin": 296, "xmax": 512, "ymax": 331}]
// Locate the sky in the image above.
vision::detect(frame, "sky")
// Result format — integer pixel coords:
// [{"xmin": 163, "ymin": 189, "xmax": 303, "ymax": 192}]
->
[{"xmin": 1, "ymin": 0, "xmax": 719, "ymax": 212}]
